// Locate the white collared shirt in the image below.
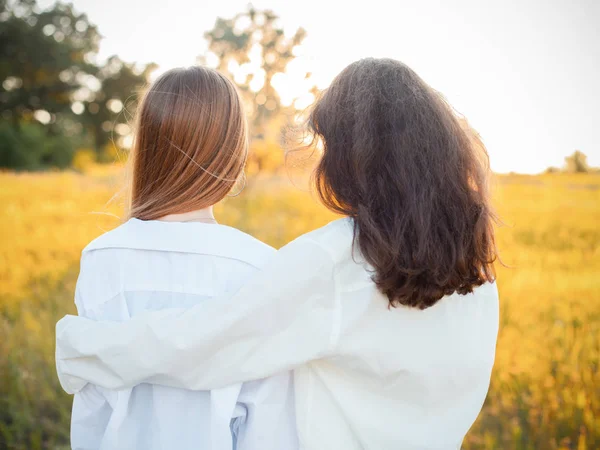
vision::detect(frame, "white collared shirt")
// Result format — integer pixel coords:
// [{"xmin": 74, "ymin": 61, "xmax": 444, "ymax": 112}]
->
[
  {"xmin": 69, "ymin": 218, "xmax": 298, "ymax": 450},
  {"xmin": 58, "ymin": 218, "xmax": 499, "ymax": 450}
]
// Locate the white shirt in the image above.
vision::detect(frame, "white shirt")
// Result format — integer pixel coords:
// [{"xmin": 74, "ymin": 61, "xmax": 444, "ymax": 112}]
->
[
  {"xmin": 68, "ymin": 218, "xmax": 298, "ymax": 450},
  {"xmin": 57, "ymin": 218, "xmax": 499, "ymax": 450}
]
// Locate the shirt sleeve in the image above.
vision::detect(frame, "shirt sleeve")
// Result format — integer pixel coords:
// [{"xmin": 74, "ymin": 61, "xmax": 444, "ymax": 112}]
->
[
  {"xmin": 69, "ymin": 278, "xmax": 113, "ymax": 449},
  {"xmin": 56, "ymin": 235, "xmax": 340, "ymax": 394},
  {"xmin": 233, "ymin": 372, "xmax": 299, "ymax": 450}
]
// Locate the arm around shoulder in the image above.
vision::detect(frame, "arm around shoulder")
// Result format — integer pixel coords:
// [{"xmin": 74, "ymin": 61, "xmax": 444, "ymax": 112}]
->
[{"xmin": 56, "ymin": 235, "xmax": 340, "ymax": 393}]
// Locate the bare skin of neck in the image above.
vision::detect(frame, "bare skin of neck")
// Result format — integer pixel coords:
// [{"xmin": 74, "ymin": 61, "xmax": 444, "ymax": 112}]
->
[{"xmin": 158, "ymin": 207, "xmax": 217, "ymax": 224}]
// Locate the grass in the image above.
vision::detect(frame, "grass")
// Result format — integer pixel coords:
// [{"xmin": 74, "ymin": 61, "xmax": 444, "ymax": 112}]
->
[{"xmin": 0, "ymin": 168, "xmax": 598, "ymax": 449}]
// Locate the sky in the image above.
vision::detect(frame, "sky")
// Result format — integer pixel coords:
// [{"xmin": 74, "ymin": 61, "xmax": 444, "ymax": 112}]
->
[{"xmin": 39, "ymin": 0, "xmax": 600, "ymax": 173}]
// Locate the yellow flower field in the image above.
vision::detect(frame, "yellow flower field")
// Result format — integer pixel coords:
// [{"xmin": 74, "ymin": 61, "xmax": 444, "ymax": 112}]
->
[{"xmin": 0, "ymin": 168, "xmax": 598, "ymax": 449}]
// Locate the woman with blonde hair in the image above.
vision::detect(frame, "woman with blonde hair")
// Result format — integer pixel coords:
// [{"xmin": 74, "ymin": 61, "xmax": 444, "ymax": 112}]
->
[
  {"xmin": 58, "ymin": 58, "xmax": 499, "ymax": 449},
  {"xmin": 66, "ymin": 66, "xmax": 298, "ymax": 450}
]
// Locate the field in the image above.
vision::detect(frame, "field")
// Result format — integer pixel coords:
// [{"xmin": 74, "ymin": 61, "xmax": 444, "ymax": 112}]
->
[{"xmin": 0, "ymin": 168, "xmax": 599, "ymax": 449}]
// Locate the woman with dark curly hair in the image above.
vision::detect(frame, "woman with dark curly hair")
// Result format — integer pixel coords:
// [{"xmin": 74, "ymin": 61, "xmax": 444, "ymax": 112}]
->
[{"xmin": 57, "ymin": 58, "xmax": 499, "ymax": 449}]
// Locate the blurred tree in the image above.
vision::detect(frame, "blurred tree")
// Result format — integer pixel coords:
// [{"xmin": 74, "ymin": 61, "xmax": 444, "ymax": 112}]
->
[
  {"xmin": 81, "ymin": 56, "xmax": 155, "ymax": 158},
  {"xmin": 564, "ymin": 150, "xmax": 589, "ymax": 173},
  {"xmin": 0, "ymin": 0, "xmax": 99, "ymax": 124},
  {"xmin": 0, "ymin": 120, "xmax": 75, "ymax": 168},
  {"xmin": 0, "ymin": 0, "xmax": 154, "ymax": 168},
  {"xmin": 201, "ymin": 6, "xmax": 310, "ymax": 172}
]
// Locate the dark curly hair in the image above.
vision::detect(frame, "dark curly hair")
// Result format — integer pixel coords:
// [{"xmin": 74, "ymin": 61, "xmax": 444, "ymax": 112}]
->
[{"xmin": 309, "ymin": 58, "xmax": 497, "ymax": 309}]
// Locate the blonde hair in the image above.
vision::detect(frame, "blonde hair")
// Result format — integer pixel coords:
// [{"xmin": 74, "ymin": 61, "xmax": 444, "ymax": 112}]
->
[{"xmin": 128, "ymin": 66, "xmax": 248, "ymax": 220}]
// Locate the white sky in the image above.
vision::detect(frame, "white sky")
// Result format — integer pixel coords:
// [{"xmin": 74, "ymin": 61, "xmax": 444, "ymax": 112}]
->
[{"xmin": 39, "ymin": 0, "xmax": 600, "ymax": 173}]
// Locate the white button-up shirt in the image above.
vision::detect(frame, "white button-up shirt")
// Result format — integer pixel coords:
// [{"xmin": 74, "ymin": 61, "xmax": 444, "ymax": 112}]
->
[
  {"xmin": 68, "ymin": 218, "xmax": 298, "ymax": 450},
  {"xmin": 57, "ymin": 218, "xmax": 499, "ymax": 450}
]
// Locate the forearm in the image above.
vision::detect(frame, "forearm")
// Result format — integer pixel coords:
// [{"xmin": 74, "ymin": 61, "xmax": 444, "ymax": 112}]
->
[{"xmin": 57, "ymin": 299, "xmax": 333, "ymax": 392}]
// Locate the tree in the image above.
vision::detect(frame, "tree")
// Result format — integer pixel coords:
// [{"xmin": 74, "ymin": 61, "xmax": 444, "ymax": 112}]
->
[
  {"xmin": 564, "ymin": 150, "xmax": 589, "ymax": 173},
  {"xmin": 200, "ymin": 7, "xmax": 311, "ymax": 172},
  {"xmin": 0, "ymin": 0, "xmax": 100, "ymax": 125},
  {"xmin": 80, "ymin": 56, "xmax": 155, "ymax": 156},
  {"xmin": 0, "ymin": 0, "xmax": 154, "ymax": 168}
]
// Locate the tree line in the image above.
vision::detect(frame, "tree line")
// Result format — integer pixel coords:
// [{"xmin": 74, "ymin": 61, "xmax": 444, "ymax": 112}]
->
[
  {"xmin": 545, "ymin": 151, "xmax": 597, "ymax": 174},
  {"xmin": 0, "ymin": 0, "xmax": 312, "ymax": 171},
  {"xmin": 1, "ymin": 1, "xmax": 594, "ymax": 174}
]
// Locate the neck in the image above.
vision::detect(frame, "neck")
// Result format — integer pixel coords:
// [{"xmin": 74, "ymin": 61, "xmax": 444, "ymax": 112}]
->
[{"xmin": 158, "ymin": 206, "xmax": 216, "ymax": 223}]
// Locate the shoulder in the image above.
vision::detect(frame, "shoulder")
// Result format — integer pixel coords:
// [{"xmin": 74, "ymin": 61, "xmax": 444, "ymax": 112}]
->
[
  {"xmin": 269, "ymin": 218, "xmax": 354, "ymax": 277},
  {"xmin": 467, "ymin": 281, "xmax": 499, "ymax": 310},
  {"xmin": 82, "ymin": 220, "xmax": 131, "ymax": 254},
  {"xmin": 473, "ymin": 281, "xmax": 500, "ymax": 315},
  {"xmin": 215, "ymin": 225, "xmax": 276, "ymax": 269},
  {"xmin": 79, "ymin": 221, "xmax": 132, "ymax": 275},
  {"xmin": 295, "ymin": 218, "xmax": 354, "ymax": 263}
]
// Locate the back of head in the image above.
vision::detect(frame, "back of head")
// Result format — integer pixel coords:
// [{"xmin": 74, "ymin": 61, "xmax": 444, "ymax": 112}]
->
[
  {"xmin": 129, "ymin": 66, "xmax": 247, "ymax": 220},
  {"xmin": 310, "ymin": 58, "xmax": 497, "ymax": 309}
]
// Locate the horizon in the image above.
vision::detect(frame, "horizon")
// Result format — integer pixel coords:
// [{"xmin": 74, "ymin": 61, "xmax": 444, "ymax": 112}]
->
[{"xmin": 38, "ymin": 0, "xmax": 600, "ymax": 174}]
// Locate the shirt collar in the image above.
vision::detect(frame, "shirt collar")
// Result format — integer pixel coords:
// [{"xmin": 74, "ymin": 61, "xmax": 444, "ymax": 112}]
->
[{"xmin": 83, "ymin": 218, "xmax": 274, "ymax": 269}]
